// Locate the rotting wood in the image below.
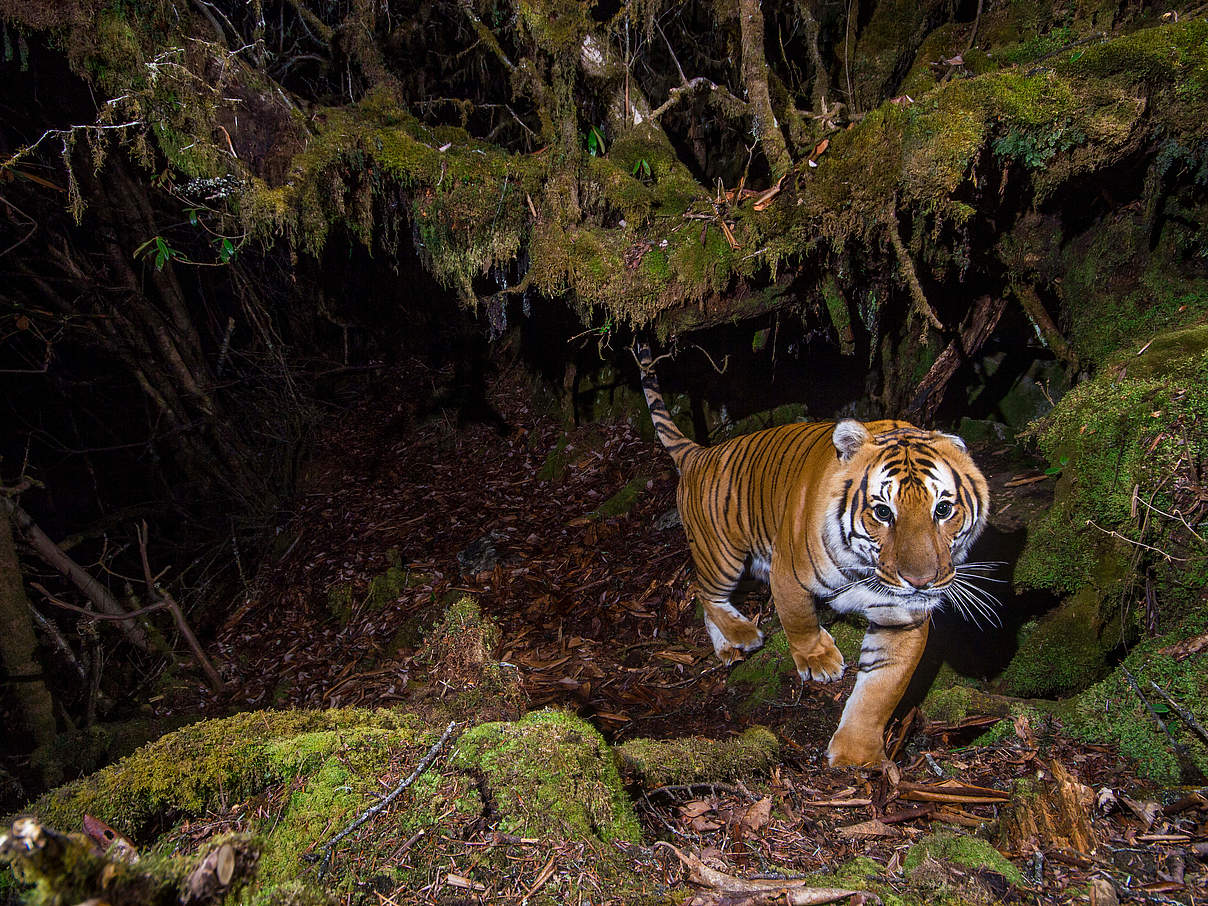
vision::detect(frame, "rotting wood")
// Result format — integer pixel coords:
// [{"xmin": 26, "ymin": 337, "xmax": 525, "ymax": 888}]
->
[
  {"xmin": 1000, "ymin": 759, "xmax": 1098, "ymax": 855},
  {"xmin": 905, "ymin": 294, "xmax": 1008, "ymax": 422}
]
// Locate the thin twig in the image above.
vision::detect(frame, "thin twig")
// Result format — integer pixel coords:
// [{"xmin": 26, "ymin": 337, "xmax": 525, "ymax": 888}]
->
[
  {"xmin": 137, "ymin": 521, "xmax": 227, "ymax": 694},
  {"xmin": 1085, "ymin": 520, "xmax": 1186, "ymax": 562},
  {"xmin": 1120, "ymin": 666, "xmax": 1189, "ymax": 761},
  {"xmin": 315, "ymin": 721, "xmax": 459, "ymax": 878},
  {"xmin": 1147, "ymin": 680, "xmax": 1208, "ymax": 746},
  {"xmin": 646, "ymin": 782, "xmax": 761, "ymax": 802},
  {"xmin": 31, "ymin": 582, "xmax": 173, "ymax": 621}
]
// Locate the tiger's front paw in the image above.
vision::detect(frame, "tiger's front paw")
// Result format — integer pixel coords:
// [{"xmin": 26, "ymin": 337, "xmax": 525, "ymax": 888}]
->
[
  {"xmin": 792, "ymin": 627, "xmax": 845, "ymax": 683},
  {"xmin": 826, "ymin": 730, "xmax": 886, "ymax": 768}
]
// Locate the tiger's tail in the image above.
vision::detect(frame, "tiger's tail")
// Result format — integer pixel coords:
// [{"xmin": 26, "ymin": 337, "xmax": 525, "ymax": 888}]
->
[{"xmin": 633, "ymin": 340, "xmax": 697, "ymax": 471}]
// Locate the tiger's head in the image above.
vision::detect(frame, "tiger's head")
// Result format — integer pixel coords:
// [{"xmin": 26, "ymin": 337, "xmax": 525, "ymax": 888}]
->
[{"xmin": 825, "ymin": 419, "xmax": 990, "ymax": 618}]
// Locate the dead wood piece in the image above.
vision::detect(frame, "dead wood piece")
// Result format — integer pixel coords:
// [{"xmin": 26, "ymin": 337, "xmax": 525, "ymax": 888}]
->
[
  {"xmin": 2, "ymin": 495, "xmax": 150, "ymax": 650},
  {"xmin": 1012, "ymin": 283, "xmax": 1077, "ymax": 365},
  {"xmin": 999, "ymin": 759, "xmax": 1098, "ymax": 855},
  {"xmin": 905, "ymin": 294, "xmax": 1008, "ymax": 422},
  {"xmin": 660, "ymin": 843, "xmax": 879, "ymax": 904}
]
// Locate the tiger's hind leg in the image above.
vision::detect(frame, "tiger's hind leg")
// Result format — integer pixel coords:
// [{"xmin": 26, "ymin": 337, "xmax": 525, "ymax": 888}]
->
[
  {"xmin": 688, "ymin": 539, "xmax": 764, "ymax": 664},
  {"xmin": 701, "ymin": 598, "xmax": 764, "ymax": 664}
]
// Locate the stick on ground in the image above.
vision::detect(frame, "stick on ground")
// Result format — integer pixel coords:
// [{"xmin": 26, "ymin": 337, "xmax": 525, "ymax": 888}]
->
[{"xmin": 315, "ymin": 720, "xmax": 459, "ymax": 878}]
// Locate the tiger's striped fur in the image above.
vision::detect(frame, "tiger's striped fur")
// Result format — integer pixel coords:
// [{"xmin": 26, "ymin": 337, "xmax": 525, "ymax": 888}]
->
[{"xmin": 635, "ymin": 341, "xmax": 990, "ymax": 766}]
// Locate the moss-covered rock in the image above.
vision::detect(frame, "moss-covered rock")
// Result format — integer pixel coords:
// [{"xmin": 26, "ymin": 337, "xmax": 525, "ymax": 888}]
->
[
  {"xmin": 999, "ymin": 581, "xmax": 1117, "ymax": 698},
  {"xmin": 616, "ymin": 726, "xmax": 780, "ymax": 787},
  {"xmin": 1015, "ymin": 322, "xmax": 1208, "ymax": 619},
  {"xmin": 728, "ymin": 629, "xmax": 794, "ymax": 711},
  {"xmin": 591, "ymin": 474, "xmax": 649, "ymax": 519},
  {"xmin": 14, "ymin": 706, "xmax": 659, "ymax": 904},
  {"xmin": 1061, "ymin": 617, "xmax": 1208, "ymax": 784},
  {"xmin": 451, "ymin": 709, "xmax": 640, "ymax": 844}
]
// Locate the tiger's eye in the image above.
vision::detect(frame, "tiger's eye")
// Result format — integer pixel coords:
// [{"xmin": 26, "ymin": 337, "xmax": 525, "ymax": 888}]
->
[
  {"xmin": 872, "ymin": 503, "xmax": 893, "ymax": 522},
  {"xmin": 934, "ymin": 500, "xmax": 954, "ymax": 519}
]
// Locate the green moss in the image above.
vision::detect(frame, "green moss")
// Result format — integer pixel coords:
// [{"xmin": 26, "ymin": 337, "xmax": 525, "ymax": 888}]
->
[
  {"xmin": 728, "ymin": 630, "xmax": 793, "ymax": 711},
  {"xmin": 1000, "ymin": 579, "xmax": 1117, "ymax": 697},
  {"xmin": 616, "ymin": 727, "xmax": 780, "ymax": 787},
  {"xmin": 1063, "ymin": 618, "xmax": 1208, "ymax": 783},
  {"xmin": 325, "ymin": 582, "xmax": 357, "ymax": 625},
  {"xmin": 537, "ymin": 434, "xmax": 572, "ymax": 481},
  {"xmin": 903, "ymin": 832, "xmax": 1023, "ymax": 885},
  {"xmin": 591, "ymin": 475, "xmax": 649, "ymax": 519},
  {"xmin": 1015, "ymin": 324, "xmax": 1208, "ymax": 596},
  {"xmin": 413, "ymin": 596, "xmax": 523, "ymax": 722},
  {"xmin": 451, "ymin": 709, "xmax": 640, "ymax": 844},
  {"xmin": 30, "ymin": 709, "xmax": 423, "ymax": 836},
  {"xmin": 920, "ymin": 685, "xmax": 977, "ymax": 724}
]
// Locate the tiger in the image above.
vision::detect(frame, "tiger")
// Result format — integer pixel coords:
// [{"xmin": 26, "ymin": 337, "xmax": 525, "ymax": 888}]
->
[{"xmin": 634, "ymin": 341, "xmax": 991, "ymax": 767}]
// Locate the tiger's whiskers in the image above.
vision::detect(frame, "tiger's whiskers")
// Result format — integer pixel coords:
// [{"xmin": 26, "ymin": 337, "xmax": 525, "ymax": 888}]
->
[{"xmin": 943, "ymin": 562, "xmax": 1005, "ymax": 628}]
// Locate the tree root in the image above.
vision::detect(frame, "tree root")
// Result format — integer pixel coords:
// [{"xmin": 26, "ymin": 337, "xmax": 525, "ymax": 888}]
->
[
  {"xmin": 1012, "ymin": 283, "xmax": 1078, "ymax": 366},
  {"xmin": 886, "ymin": 206, "xmax": 944, "ymax": 333},
  {"xmin": 736, "ymin": 0, "xmax": 792, "ymax": 178}
]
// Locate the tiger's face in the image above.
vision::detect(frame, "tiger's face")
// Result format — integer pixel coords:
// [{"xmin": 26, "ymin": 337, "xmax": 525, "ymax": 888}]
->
[{"xmin": 825, "ymin": 420, "xmax": 989, "ymax": 619}]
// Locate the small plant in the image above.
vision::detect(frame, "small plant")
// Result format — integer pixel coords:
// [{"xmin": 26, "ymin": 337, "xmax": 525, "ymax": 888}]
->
[
  {"xmin": 586, "ymin": 125, "xmax": 606, "ymax": 157},
  {"xmin": 631, "ymin": 158, "xmax": 651, "ymax": 180},
  {"xmin": 134, "ymin": 235, "xmax": 182, "ymax": 271}
]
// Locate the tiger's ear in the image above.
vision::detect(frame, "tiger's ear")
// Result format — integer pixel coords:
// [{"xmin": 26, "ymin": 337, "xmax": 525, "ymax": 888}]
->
[
  {"xmin": 833, "ymin": 420, "xmax": 870, "ymax": 461},
  {"xmin": 938, "ymin": 432, "xmax": 968, "ymax": 452}
]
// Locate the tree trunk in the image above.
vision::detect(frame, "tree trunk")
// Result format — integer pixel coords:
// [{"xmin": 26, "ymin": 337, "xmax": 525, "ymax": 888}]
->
[{"xmin": 0, "ymin": 506, "xmax": 59, "ymax": 754}]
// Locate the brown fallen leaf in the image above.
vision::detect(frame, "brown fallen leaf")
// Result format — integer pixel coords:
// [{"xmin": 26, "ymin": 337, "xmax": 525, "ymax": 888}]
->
[
  {"xmin": 738, "ymin": 796, "xmax": 773, "ymax": 835},
  {"xmin": 679, "ymin": 800, "xmax": 715, "ymax": 818}
]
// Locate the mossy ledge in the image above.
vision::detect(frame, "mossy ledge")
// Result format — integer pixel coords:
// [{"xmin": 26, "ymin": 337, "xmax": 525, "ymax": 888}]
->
[{"xmin": 9, "ymin": 707, "xmax": 645, "ymax": 904}]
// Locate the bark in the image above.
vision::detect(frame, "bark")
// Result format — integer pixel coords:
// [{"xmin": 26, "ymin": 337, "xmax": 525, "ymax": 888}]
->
[
  {"xmin": 0, "ymin": 505, "xmax": 59, "ymax": 752},
  {"xmin": 1013, "ymin": 283, "xmax": 1078, "ymax": 366},
  {"xmin": 736, "ymin": 0, "xmax": 793, "ymax": 178},
  {"xmin": 904, "ymin": 295, "xmax": 1009, "ymax": 423}
]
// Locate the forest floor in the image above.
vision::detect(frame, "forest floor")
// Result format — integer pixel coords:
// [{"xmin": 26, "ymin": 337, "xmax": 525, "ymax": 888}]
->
[{"xmin": 153, "ymin": 358, "xmax": 1207, "ymax": 905}]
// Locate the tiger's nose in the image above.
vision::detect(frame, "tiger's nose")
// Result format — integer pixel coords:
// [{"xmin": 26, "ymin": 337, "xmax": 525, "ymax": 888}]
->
[{"xmin": 898, "ymin": 568, "xmax": 937, "ymax": 590}]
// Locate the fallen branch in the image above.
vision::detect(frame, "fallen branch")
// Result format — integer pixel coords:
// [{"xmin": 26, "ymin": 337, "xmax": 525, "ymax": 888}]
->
[
  {"xmin": 658, "ymin": 843, "xmax": 878, "ymax": 904},
  {"xmin": 647, "ymin": 782, "xmax": 760, "ymax": 802},
  {"xmin": 315, "ymin": 720, "xmax": 459, "ymax": 878},
  {"xmin": 1, "ymin": 493, "xmax": 151, "ymax": 650},
  {"xmin": 1012, "ymin": 283, "xmax": 1077, "ymax": 365},
  {"xmin": 1120, "ymin": 666, "xmax": 1193, "ymax": 767},
  {"xmin": 905, "ymin": 294, "xmax": 1007, "ymax": 422},
  {"xmin": 1146, "ymin": 680, "xmax": 1208, "ymax": 746},
  {"xmin": 136, "ymin": 521, "xmax": 226, "ymax": 694}
]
